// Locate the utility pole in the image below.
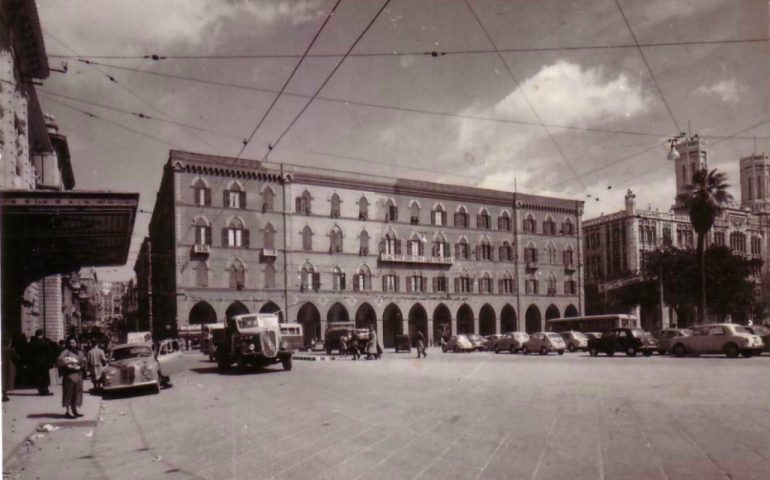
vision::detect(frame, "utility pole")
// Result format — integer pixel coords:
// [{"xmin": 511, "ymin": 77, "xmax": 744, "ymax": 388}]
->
[
  {"xmin": 659, "ymin": 264, "xmax": 666, "ymax": 329},
  {"xmin": 147, "ymin": 239, "xmax": 153, "ymax": 336}
]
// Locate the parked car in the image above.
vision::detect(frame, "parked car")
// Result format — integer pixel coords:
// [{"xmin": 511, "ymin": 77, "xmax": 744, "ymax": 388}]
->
[
  {"xmin": 484, "ymin": 334, "xmax": 503, "ymax": 351},
  {"xmin": 394, "ymin": 334, "xmax": 412, "ymax": 353},
  {"xmin": 654, "ymin": 328, "xmax": 692, "ymax": 355},
  {"xmin": 442, "ymin": 335, "xmax": 473, "ymax": 353},
  {"xmin": 494, "ymin": 332, "xmax": 529, "ymax": 353},
  {"xmin": 101, "ymin": 339, "xmax": 184, "ymax": 394},
  {"xmin": 466, "ymin": 334, "xmax": 486, "ymax": 351},
  {"xmin": 745, "ymin": 325, "xmax": 770, "ymax": 354},
  {"xmin": 670, "ymin": 323, "xmax": 764, "ymax": 358},
  {"xmin": 559, "ymin": 331, "xmax": 589, "ymax": 352},
  {"xmin": 522, "ymin": 332, "xmax": 566, "ymax": 355},
  {"xmin": 588, "ymin": 328, "xmax": 657, "ymax": 357}
]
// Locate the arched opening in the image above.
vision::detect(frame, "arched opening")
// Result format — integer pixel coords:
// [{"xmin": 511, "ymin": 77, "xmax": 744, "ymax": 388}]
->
[
  {"xmin": 408, "ymin": 304, "xmax": 428, "ymax": 341},
  {"xmin": 382, "ymin": 303, "xmax": 403, "ymax": 348},
  {"xmin": 479, "ymin": 304, "xmax": 495, "ymax": 335},
  {"xmin": 457, "ymin": 304, "xmax": 474, "ymax": 334},
  {"xmin": 433, "ymin": 304, "xmax": 451, "ymax": 342},
  {"xmin": 327, "ymin": 302, "xmax": 350, "ymax": 324},
  {"xmin": 225, "ymin": 301, "xmax": 249, "ymax": 320},
  {"xmin": 545, "ymin": 304, "xmax": 560, "ymax": 322},
  {"xmin": 501, "ymin": 304, "xmax": 517, "ymax": 332},
  {"xmin": 564, "ymin": 304, "xmax": 578, "ymax": 318},
  {"xmin": 298, "ymin": 302, "xmax": 321, "ymax": 347},
  {"xmin": 259, "ymin": 301, "xmax": 283, "ymax": 323},
  {"xmin": 189, "ymin": 301, "xmax": 217, "ymax": 325},
  {"xmin": 525, "ymin": 305, "xmax": 542, "ymax": 334},
  {"xmin": 355, "ymin": 303, "xmax": 376, "ymax": 330}
]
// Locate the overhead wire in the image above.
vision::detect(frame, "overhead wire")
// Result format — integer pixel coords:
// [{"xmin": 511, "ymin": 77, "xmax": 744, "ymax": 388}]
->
[{"xmin": 236, "ymin": 0, "xmax": 344, "ymax": 158}]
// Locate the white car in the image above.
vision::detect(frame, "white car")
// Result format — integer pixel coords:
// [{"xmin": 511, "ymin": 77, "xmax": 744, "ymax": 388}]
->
[
  {"xmin": 101, "ymin": 339, "xmax": 185, "ymax": 394},
  {"xmin": 670, "ymin": 324, "xmax": 764, "ymax": 358}
]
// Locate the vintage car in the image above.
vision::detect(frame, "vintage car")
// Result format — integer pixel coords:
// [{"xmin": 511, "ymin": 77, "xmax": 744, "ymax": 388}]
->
[
  {"xmin": 442, "ymin": 335, "xmax": 473, "ymax": 353},
  {"xmin": 522, "ymin": 332, "xmax": 566, "ymax": 355},
  {"xmin": 559, "ymin": 331, "xmax": 589, "ymax": 352},
  {"xmin": 394, "ymin": 334, "xmax": 412, "ymax": 353},
  {"xmin": 745, "ymin": 325, "xmax": 770, "ymax": 354},
  {"xmin": 101, "ymin": 339, "xmax": 184, "ymax": 394},
  {"xmin": 588, "ymin": 328, "xmax": 657, "ymax": 357},
  {"xmin": 215, "ymin": 313, "xmax": 293, "ymax": 371},
  {"xmin": 653, "ymin": 328, "xmax": 693, "ymax": 355},
  {"xmin": 670, "ymin": 323, "xmax": 764, "ymax": 358},
  {"xmin": 484, "ymin": 334, "xmax": 503, "ymax": 351},
  {"xmin": 325, "ymin": 322, "xmax": 355, "ymax": 355},
  {"xmin": 584, "ymin": 332, "xmax": 603, "ymax": 341},
  {"xmin": 466, "ymin": 334, "xmax": 486, "ymax": 351},
  {"xmin": 494, "ymin": 332, "xmax": 529, "ymax": 353}
]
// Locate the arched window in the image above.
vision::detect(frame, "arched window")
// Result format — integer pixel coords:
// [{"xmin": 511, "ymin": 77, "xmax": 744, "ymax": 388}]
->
[
  {"xmin": 477, "ymin": 209, "xmax": 491, "ymax": 229},
  {"xmin": 407, "ymin": 233, "xmax": 424, "ymax": 256},
  {"xmin": 358, "ymin": 196, "xmax": 369, "ymax": 220},
  {"xmin": 543, "ymin": 216, "xmax": 556, "ymax": 235},
  {"xmin": 563, "ymin": 245, "xmax": 574, "ymax": 267},
  {"xmin": 302, "ymin": 226, "xmax": 313, "ymax": 251},
  {"xmin": 454, "ymin": 206, "xmax": 469, "ymax": 228},
  {"xmin": 261, "ymin": 187, "xmax": 274, "ymax": 212},
  {"xmin": 192, "ymin": 179, "xmax": 210, "ymax": 206},
  {"xmin": 359, "ymin": 230, "xmax": 370, "ymax": 255},
  {"xmin": 433, "ymin": 273, "xmax": 448, "ymax": 292},
  {"xmin": 545, "ymin": 242, "xmax": 556, "ymax": 264},
  {"xmin": 499, "ymin": 241, "xmax": 513, "ymax": 261},
  {"xmin": 432, "ymin": 233, "xmax": 449, "ymax": 258},
  {"xmin": 194, "ymin": 217, "xmax": 211, "ymax": 246},
  {"xmin": 229, "ymin": 261, "xmax": 245, "ymax": 289},
  {"xmin": 432, "ymin": 204, "xmax": 446, "ymax": 226},
  {"xmin": 301, "ymin": 263, "xmax": 319, "ymax": 291},
  {"xmin": 455, "ymin": 237, "xmax": 470, "ymax": 259},
  {"xmin": 498, "ymin": 273, "xmax": 514, "ymax": 294},
  {"xmin": 353, "ymin": 265, "xmax": 372, "ymax": 291},
  {"xmin": 409, "ymin": 201, "xmax": 420, "ymax": 225},
  {"xmin": 385, "ymin": 199, "xmax": 398, "ymax": 222},
  {"xmin": 476, "ymin": 237, "xmax": 492, "ymax": 260},
  {"xmin": 381, "ymin": 233, "xmax": 400, "ymax": 255},
  {"xmin": 498, "ymin": 211, "xmax": 511, "ymax": 231},
  {"xmin": 264, "ymin": 264, "xmax": 275, "ymax": 289},
  {"xmin": 195, "ymin": 261, "xmax": 208, "ymax": 287},
  {"xmin": 224, "ymin": 182, "xmax": 245, "ymax": 209},
  {"xmin": 478, "ymin": 272, "xmax": 493, "ymax": 294},
  {"xmin": 329, "ymin": 226, "xmax": 343, "ymax": 253},
  {"xmin": 264, "ymin": 223, "xmax": 275, "ymax": 249},
  {"xmin": 406, "ymin": 271, "xmax": 427, "ymax": 292},
  {"xmin": 564, "ymin": 276, "xmax": 577, "ymax": 295},
  {"xmin": 296, "ymin": 190, "xmax": 312, "ymax": 215},
  {"xmin": 523, "ymin": 214, "xmax": 536, "ymax": 233},
  {"xmin": 455, "ymin": 271, "xmax": 472, "ymax": 293},
  {"xmin": 524, "ymin": 242, "xmax": 538, "ymax": 264},
  {"xmin": 224, "ymin": 218, "xmax": 248, "ymax": 248},
  {"xmin": 547, "ymin": 274, "xmax": 557, "ymax": 295},
  {"xmin": 330, "ymin": 193, "xmax": 341, "ymax": 218},
  {"xmin": 525, "ymin": 275, "xmax": 539, "ymax": 295},
  {"xmin": 332, "ymin": 266, "xmax": 346, "ymax": 290},
  {"xmin": 562, "ymin": 218, "xmax": 574, "ymax": 235},
  {"xmin": 382, "ymin": 271, "xmax": 399, "ymax": 292}
]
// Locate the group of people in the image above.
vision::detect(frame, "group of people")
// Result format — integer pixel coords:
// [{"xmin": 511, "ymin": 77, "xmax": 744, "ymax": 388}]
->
[
  {"xmin": 335, "ymin": 328, "xmax": 428, "ymax": 359},
  {"xmin": 1, "ymin": 330, "xmax": 110, "ymax": 419}
]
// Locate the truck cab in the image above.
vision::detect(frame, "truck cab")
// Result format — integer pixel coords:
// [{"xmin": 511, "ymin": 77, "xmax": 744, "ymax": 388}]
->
[{"xmin": 215, "ymin": 313, "xmax": 293, "ymax": 371}]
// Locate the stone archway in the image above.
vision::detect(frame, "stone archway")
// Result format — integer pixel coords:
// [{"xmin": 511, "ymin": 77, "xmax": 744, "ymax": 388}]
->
[
  {"xmin": 327, "ymin": 302, "xmax": 350, "ymax": 324},
  {"xmin": 479, "ymin": 304, "xmax": 495, "ymax": 335},
  {"xmin": 259, "ymin": 301, "xmax": 283, "ymax": 322},
  {"xmin": 433, "ymin": 304, "xmax": 451, "ymax": 342},
  {"xmin": 500, "ymin": 304, "xmax": 517, "ymax": 332},
  {"xmin": 564, "ymin": 304, "xmax": 578, "ymax": 318},
  {"xmin": 457, "ymin": 304, "xmax": 474, "ymax": 334},
  {"xmin": 382, "ymin": 304, "xmax": 403, "ymax": 348},
  {"xmin": 545, "ymin": 304, "xmax": 560, "ymax": 321},
  {"xmin": 225, "ymin": 301, "xmax": 249, "ymax": 320},
  {"xmin": 408, "ymin": 304, "xmax": 428, "ymax": 340},
  {"xmin": 355, "ymin": 303, "xmax": 376, "ymax": 330},
  {"xmin": 189, "ymin": 301, "xmax": 217, "ymax": 325},
  {"xmin": 525, "ymin": 305, "xmax": 542, "ymax": 334},
  {"xmin": 297, "ymin": 302, "xmax": 321, "ymax": 347}
]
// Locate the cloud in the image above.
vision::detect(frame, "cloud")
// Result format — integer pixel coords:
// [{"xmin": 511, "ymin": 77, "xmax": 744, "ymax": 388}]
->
[{"xmin": 695, "ymin": 79, "xmax": 743, "ymax": 103}]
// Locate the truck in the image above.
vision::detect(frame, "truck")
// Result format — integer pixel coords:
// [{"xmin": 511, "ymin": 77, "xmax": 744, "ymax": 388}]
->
[
  {"xmin": 214, "ymin": 313, "xmax": 293, "ymax": 371},
  {"xmin": 121, "ymin": 331, "xmax": 153, "ymax": 345}
]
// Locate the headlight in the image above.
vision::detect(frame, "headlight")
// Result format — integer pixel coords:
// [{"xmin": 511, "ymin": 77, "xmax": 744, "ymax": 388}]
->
[
  {"xmin": 248, "ymin": 343, "xmax": 256, "ymax": 351},
  {"xmin": 280, "ymin": 340, "xmax": 290, "ymax": 350}
]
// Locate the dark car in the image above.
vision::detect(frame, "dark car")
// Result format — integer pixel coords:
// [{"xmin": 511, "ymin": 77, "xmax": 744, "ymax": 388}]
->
[
  {"xmin": 746, "ymin": 325, "xmax": 770, "ymax": 354},
  {"xmin": 588, "ymin": 328, "xmax": 658, "ymax": 357},
  {"xmin": 394, "ymin": 334, "xmax": 412, "ymax": 353}
]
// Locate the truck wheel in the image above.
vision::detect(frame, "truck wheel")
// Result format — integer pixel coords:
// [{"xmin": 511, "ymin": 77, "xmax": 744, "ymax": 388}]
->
[
  {"xmin": 282, "ymin": 356, "xmax": 293, "ymax": 371},
  {"xmin": 723, "ymin": 343, "xmax": 739, "ymax": 358}
]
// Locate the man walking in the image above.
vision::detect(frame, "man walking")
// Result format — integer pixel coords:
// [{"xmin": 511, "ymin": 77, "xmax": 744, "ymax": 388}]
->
[
  {"xmin": 86, "ymin": 340, "xmax": 107, "ymax": 391},
  {"xmin": 416, "ymin": 331, "xmax": 427, "ymax": 359},
  {"xmin": 28, "ymin": 330, "xmax": 53, "ymax": 396}
]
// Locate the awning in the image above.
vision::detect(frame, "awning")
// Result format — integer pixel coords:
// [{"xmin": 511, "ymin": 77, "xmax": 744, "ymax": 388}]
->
[{"xmin": 0, "ymin": 190, "xmax": 139, "ymax": 284}]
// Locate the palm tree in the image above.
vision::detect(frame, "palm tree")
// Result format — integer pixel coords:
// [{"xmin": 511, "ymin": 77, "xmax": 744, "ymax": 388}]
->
[{"xmin": 676, "ymin": 168, "xmax": 733, "ymax": 324}]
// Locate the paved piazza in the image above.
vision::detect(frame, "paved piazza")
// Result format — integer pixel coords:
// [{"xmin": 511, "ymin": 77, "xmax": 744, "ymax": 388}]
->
[{"xmin": 5, "ymin": 349, "xmax": 770, "ymax": 480}]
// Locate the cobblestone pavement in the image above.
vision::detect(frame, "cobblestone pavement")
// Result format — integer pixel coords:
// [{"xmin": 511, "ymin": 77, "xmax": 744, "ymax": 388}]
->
[{"xmin": 4, "ymin": 348, "xmax": 770, "ymax": 479}]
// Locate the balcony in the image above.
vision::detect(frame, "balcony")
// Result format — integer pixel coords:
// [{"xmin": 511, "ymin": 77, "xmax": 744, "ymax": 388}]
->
[
  {"xmin": 261, "ymin": 248, "xmax": 277, "ymax": 258},
  {"xmin": 525, "ymin": 261, "xmax": 538, "ymax": 271},
  {"xmin": 191, "ymin": 244, "xmax": 210, "ymax": 255},
  {"xmin": 564, "ymin": 262, "xmax": 576, "ymax": 273},
  {"xmin": 379, "ymin": 253, "xmax": 454, "ymax": 265}
]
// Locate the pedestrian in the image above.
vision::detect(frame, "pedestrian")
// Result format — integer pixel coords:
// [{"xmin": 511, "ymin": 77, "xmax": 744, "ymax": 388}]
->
[
  {"xmin": 2, "ymin": 337, "xmax": 20, "ymax": 402},
  {"xmin": 416, "ymin": 331, "xmax": 427, "ymax": 359},
  {"xmin": 349, "ymin": 331, "xmax": 360, "ymax": 360},
  {"xmin": 339, "ymin": 335, "xmax": 348, "ymax": 357},
  {"xmin": 56, "ymin": 337, "xmax": 86, "ymax": 418},
  {"xmin": 366, "ymin": 326, "xmax": 378, "ymax": 360},
  {"xmin": 28, "ymin": 330, "xmax": 53, "ymax": 396},
  {"xmin": 86, "ymin": 339, "xmax": 107, "ymax": 391}
]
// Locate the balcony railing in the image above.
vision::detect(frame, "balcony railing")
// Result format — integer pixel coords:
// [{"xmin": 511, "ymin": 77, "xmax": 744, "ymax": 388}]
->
[
  {"xmin": 525, "ymin": 261, "xmax": 538, "ymax": 270},
  {"xmin": 379, "ymin": 253, "xmax": 454, "ymax": 265},
  {"xmin": 191, "ymin": 244, "xmax": 210, "ymax": 255},
  {"xmin": 261, "ymin": 248, "xmax": 277, "ymax": 257},
  {"xmin": 564, "ymin": 262, "xmax": 576, "ymax": 272}
]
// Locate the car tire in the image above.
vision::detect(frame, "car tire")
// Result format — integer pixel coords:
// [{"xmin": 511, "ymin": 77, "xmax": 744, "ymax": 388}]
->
[
  {"xmin": 494, "ymin": 347, "xmax": 500, "ymax": 354},
  {"xmin": 673, "ymin": 344, "xmax": 687, "ymax": 357},
  {"xmin": 522, "ymin": 346, "xmax": 529, "ymax": 355},
  {"xmin": 216, "ymin": 352, "xmax": 230, "ymax": 371},
  {"xmin": 442, "ymin": 345, "xmax": 447, "ymax": 353},
  {"xmin": 724, "ymin": 343, "xmax": 740, "ymax": 358},
  {"xmin": 558, "ymin": 350, "xmax": 565, "ymax": 355},
  {"xmin": 626, "ymin": 346, "xmax": 637, "ymax": 357},
  {"xmin": 539, "ymin": 346, "xmax": 547, "ymax": 355},
  {"xmin": 282, "ymin": 356, "xmax": 293, "ymax": 371},
  {"xmin": 642, "ymin": 350, "xmax": 653, "ymax": 357},
  {"xmin": 509, "ymin": 346, "xmax": 516, "ymax": 354},
  {"xmin": 589, "ymin": 347, "xmax": 598, "ymax": 357},
  {"xmin": 606, "ymin": 350, "xmax": 614, "ymax": 357},
  {"xmin": 568, "ymin": 344, "xmax": 576, "ymax": 353}
]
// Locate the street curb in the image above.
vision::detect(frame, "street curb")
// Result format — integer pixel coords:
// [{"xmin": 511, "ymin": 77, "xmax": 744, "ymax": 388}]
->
[{"xmin": 293, "ymin": 355, "xmax": 336, "ymax": 361}]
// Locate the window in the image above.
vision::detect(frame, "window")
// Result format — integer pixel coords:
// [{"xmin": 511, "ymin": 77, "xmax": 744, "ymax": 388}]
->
[
  {"xmin": 729, "ymin": 231, "xmax": 746, "ymax": 253},
  {"xmin": 476, "ymin": 239, "xmax": 492, "ymax": 260},
  {"xmin": 498, "ymin": 212, "xmax": 511, "ymax": 231},
  {"xmin": 545, "ymin": 243, "xmax": 557, "ymax": 263},
  {"xmin": 499, "ymin": 275, "xmax": 514, "ymax": 294},
  {"xmin": 358, "ymin": 196, "xmax": 369, "ymax": 220},
  {"xmin": 330, "ymin": 193, "xmax": 341, "ymax": 218},
  {"xmin": 523, "ymin": 215, "xmax": 536, "ymax": 233},
  {"xmin": 543, "ymin": 217, "xmax": 556, "ymax": 235},
  {"xmin": 302, "ymin": 226, "xmax": 313, "ymax": 251},
  {"xmin": 432, "ymin": 206, "xmax": 446, "ymax": 226},
  {"xmin": 332, "ymin": 267, "xmax": 346, "ymax": 290},
  {"xmin": 195, "ymin": 261, "xmax": 208, "ymax": 287},
  {"xmin": 301, "ymin": 265, "xmax": 320, "ymax": 292},
  {"xmin": 455, "ymin": 238, "xmax": 470, "ymax": 259},
  {"xmin": 499, "ymin": 242, "xmax": 513, "ymax": 261},
  {"xmin": 261, "ymin": 187, "xmax": 274, "ymax": 212},
  {"xmin": 229, "ymin": 262, "xmax": 245, "ymax": 289},
  {"xmin": 433, "ymin": 275, "xmax": 448, "ymax": 292},
  {"xmin": 714, "ymin": 231, "xmax": 725, "ymax": 247},
  {"xmin": 525, "ymin": 278, "xmax": 539, "ymax": 295},
  {"xmin": 382, "ymin": 274, "xmax": 399, "ymax": 292},
  {"xmin": 563, "ymin": 247, "xmax": 574, "ymax": 266},
  {"xmin": 564, "ymin": 278, "xmax": 577, "ymax": 295},
  {"xmin": 455, "ymin": 275, "xmax": 472, "ymax": 293},
  {"xmin": 751, "ymin": 236, "xmax": 762, "ymax": 255},
  {"xmin": 192, "ymin": 179, "xmax": 210, "ymax": 207},
  {"xmin": 477, "ymin": 210, "xmax": 491, "ymax": 229},
  {"xmin": 353, "ymin": 266, "xmax": 372, "ymax": 291},
  {"xmin": 386, "ymin": 200, "xmax": 398, "ymax": 222},
  {"xmin": 264, "ymin": 223, "xmax": 275, "ymax": 249},
  {"xmin": 410, "ymin": 202, "xmax": 420, "ymax": 225},
  {"xmin": 194, "ymin": 219, "xmax": 211, "ymax": 245},
  {"xmin": 454, "ymin": 207, "xmax": 469, "ymax": 228},
  {"xmin": 382, "ymin": 234, "xmax": 400, "ymax": 255},
  {"xmin": 223, "ymin": 219, "xmax": 248, "ymax": 248},
  {"xmin": 432, "ymin": 237, "xmax": 450, "ymax": 257},
  {"xmin": 547, "ymin": 275, "xmax": 557, "ymax": 295},
  {"xmin": 524, "ymin": 245, "xmax": 538, "ymax": 263},
  {"xmin": 406, "ymin": 274, "xmax": 427, "ymax": 293},
  {"xmin": 359, "ymin": 230, "xmax": 370, "ymax": 255},
  {"xmin": 264, "ymin": 264, "xmax": 275, "ymax": 289},
  {"xmin": 407, "ymin": 235, "xmax": 424, "ymax": 256},
  {"xmin": 562, "ymin": 219, "xmax": 574, "ymax": 235},
  {"xmin": 295, "ymin": 190, "xmax": 312, "ymax": 215},
  {"xmin": 478, "ymin": 273, "xmax": 493, "ymax": 294},
  {"xmin": 224, "ymin": 183, "xmax": 245, "ymax": 209},
  {"xmin": 329, "ymin": 227, "xmax": 343, "ymax": 253}
]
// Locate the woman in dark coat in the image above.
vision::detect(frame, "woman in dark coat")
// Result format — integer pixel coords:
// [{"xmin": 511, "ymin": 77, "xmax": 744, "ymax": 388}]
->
[{"xmin": 56, "ymin": 337, "xmax": 86, "ymax": 418}]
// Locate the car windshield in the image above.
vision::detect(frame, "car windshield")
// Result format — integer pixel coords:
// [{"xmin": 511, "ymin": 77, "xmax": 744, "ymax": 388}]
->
[
  {"xmin": 546, "ymin": 333, "xmax": 562, "ymax": 340},
  {"xmin": 237, "ymin": 317, "xmax": 260, "ymax": 329},
  {"xmin": 571, "ymin": 332, "xmax": 588, "ymax": 340},
  {"xmin": 630, "ymin": 329, "xmax": 650, "ymax": 338},
  {"xmin": 112, "ymin": 346, "xmax": 152, "ymax": 361},
  {"xmin": 456, "ymin": 335, "xmax": 468, "ymax": 341},
  {"xmin": 678, "ymin": 329, "xmax": 693, "ymax": 336},
  {"xmin": 515, "ymin": 333, "xmax": 528, "ymax": 339},
  {"xmin": 468, "ymin": 334, "xmax": 481, "ymax": 341},
  {"xmin": 731, "ymin": 326, "xmax": 749, "ymax": 334}
]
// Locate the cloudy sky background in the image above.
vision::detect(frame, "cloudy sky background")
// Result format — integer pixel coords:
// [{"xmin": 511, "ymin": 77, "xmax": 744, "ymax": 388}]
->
[{"xmin": 35, "ymin": 0, "xmax": 769, "ymax": 281}]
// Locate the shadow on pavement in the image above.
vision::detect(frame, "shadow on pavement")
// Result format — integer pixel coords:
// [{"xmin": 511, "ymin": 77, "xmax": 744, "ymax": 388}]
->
[
  {"xmin": 189, "ymin": 366, "xmax": 283, "ymax": 376},
  {"xmin": 27, "ymin": 412, "xmax": 70, "ymax": 420}
]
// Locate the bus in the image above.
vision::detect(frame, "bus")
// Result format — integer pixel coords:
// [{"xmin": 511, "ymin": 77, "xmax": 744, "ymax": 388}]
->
[
  {"xmin": 279, "ymin": 323, "xmax": 304, "ymax": 351},
  {"xmin": 545, "ymin": 314, "xmax": 639, "ymax": 334}
]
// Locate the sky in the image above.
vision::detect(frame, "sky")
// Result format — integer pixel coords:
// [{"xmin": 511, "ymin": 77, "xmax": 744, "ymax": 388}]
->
[{"xmin": 35, "ymin": 0, "xmax": 769, "ymax": 281}]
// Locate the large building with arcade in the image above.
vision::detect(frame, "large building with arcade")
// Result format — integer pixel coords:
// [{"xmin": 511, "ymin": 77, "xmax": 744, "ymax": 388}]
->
[{"xmin": 140, "ymin": 150, "xmax": 585, "ymax": 347}]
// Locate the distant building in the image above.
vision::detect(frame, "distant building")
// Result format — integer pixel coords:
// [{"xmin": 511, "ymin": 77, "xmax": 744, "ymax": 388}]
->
[
  {"xmin": 140, "ymin": 150, "xmax": 585, "ymax": 347},
  {"xmin": 584, "ymin": 137, "xmax": 769, "ymax": 329}
]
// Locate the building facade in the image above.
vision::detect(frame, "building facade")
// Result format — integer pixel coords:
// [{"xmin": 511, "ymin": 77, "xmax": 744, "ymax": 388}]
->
[
  {"xmin": 142, "ymin": 150, "xmax": 585, "ymax": 347},
  {"xmin": 584, "ymin": 137, "xmax": 769, "ymax": 329}
]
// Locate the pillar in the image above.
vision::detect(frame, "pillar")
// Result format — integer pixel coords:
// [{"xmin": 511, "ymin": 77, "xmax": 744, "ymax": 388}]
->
[
  {"xmin": 494, "ymin": 316, "xmax": 501, "ymax": 334},
  {"xmin": 451, "ymin": 317, "xmax": 457, "ymax": 336},
  {"xmin": 473, "ymin": 316, "xmax": 479, "ymax": 335},
  {"xmin": 427, "ymin": 318, "xmax": 434, "ymax": 345}
]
